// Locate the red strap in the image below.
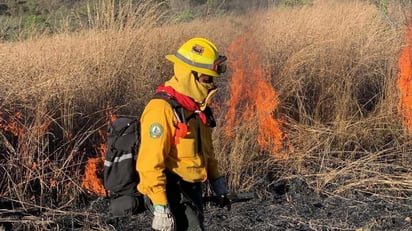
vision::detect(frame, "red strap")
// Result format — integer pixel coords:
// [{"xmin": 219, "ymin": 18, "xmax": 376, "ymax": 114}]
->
[{"xmin": 156, "ymin": 85, "xmax": 207, "ymax": 124}]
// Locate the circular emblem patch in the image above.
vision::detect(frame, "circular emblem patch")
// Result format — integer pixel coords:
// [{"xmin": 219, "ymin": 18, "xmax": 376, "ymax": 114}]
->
[{"xmin": 149, "ymin": 123, "xmax": 164, "ymax": 139}]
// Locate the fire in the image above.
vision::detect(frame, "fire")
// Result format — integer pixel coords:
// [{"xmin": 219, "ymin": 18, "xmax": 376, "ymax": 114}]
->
[
  {"xmin": 0, "ymin": 111, "xmax": 25, "ymax": 137},
  {"xmin": 81, "ymin": 140, "xmax": 106, "ymax": 196},
  {"xmin": 398, "ymin": 16, "xmax": 412, "ymax": 132},
  {"xmin": 81, "ymin": 105, "xmax": 117, "ymax": 195},
  {"xmin": 0, "ymin": 110, "xmax": 51, "ymax": 162},
  {"xmin": 224, "ymin": 34, "xmax": 287, "ymax": 157}
]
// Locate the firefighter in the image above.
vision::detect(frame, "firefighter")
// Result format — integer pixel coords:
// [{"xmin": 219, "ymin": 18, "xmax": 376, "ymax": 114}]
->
[{"xmin": 136, "ymin": 37, "xmax": 230, "ymax": 231}]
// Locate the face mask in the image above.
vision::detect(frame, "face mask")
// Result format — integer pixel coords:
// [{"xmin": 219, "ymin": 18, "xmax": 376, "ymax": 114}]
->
[
  {"xmin": 200, "ymin": 82, "xmax": 216, "ymax": 91},
  {"xmin": 166, "ymin": 63, "xmax": 214, "ymax": 104}
]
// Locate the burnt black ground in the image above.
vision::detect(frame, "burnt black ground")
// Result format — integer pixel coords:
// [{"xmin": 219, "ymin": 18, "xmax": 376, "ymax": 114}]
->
[
  {"xmin": 108, "ymin": 179, "xmax": 412, "ymax": 231},
  {"xmin": 2, "ymin": 178, "xmax": 411, "ymax": 231}
]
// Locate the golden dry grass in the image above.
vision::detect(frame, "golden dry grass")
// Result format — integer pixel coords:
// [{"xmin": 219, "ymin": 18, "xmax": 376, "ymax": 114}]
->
[{"xmin": 0, "ymin": 0, "xmax": 411, "ymax": 215}]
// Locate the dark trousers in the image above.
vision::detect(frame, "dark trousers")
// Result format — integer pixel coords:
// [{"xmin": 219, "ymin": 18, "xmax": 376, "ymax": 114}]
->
[{"xmin": 165, "ymin": 171, "xmax": 204, "ymax": 231}]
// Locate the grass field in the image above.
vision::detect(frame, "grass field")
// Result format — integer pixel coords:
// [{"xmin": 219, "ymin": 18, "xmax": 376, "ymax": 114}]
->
[{"xmin": 0, "ymin": 0, "xmax": 411, "ymax": 229}]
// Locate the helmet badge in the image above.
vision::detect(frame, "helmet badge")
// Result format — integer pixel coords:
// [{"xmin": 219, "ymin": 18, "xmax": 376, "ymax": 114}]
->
[{"xmin": 192, "ymin": 44, "xmax": 204, "ymax": 55}]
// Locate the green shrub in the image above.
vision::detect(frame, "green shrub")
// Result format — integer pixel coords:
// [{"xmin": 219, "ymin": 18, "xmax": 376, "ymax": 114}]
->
[
  {"xmin": 278, "ymin": 0, "xmax": 311, "ymax": 7},
  {"xmin": 172, "ymin": 10, "xmax": 194, "ymax": 23}
]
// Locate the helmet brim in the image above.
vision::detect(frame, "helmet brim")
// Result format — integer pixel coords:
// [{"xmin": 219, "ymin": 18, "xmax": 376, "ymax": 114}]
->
[{"xmin": 165, "ymin": 55, "xmax": 220, "ymax": 77}]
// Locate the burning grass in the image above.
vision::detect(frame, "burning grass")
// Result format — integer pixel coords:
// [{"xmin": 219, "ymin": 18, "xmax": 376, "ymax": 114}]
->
[{"xmin": 0, "ymin": 0, "xmax": 411, "ymax": 229}]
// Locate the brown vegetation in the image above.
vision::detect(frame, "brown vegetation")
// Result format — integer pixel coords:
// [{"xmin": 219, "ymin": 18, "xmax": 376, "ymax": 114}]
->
[{"xmin": 0, "ymin": 0, "xmax": 411, "ymax": 230}]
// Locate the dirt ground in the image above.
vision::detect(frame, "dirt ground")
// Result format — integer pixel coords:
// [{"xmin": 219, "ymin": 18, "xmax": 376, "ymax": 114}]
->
[
  {"xmin": 109, "ymin": 178, "xmax": 412, "ymax": 231},
  {"xmin": 1, "ymin": 178, "xmax": 411, "ymax": 231}
]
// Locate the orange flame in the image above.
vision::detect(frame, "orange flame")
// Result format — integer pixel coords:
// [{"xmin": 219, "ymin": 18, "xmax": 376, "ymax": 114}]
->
[
  {"xmin": 81, "ymin": 143, "xmax": 106, "ymax": 195},
  {"xmin": 81, "ymin": 105, "xmax": 117, "ymax": 195},
  {"xmin": 225, "ymin": 34, "xmax": 287, "ymax": 157},
  {"xmin": 0, "ymin": 111, "xmax": 25, "ymax": 137},
  {"xmin": 0, "ymin": 111, "xmax": 28, "ymax": 162},
  {"xmin": 398, "ymin": 16, "xmax": 412, "ymax": 132}
]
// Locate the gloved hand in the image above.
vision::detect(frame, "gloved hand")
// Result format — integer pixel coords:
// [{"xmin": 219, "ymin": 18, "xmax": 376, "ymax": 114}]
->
[
  {"xmin": 216, "ymin": 194, "xmax": 231, "ymax": 210},
  {"xmin": 152, "ymin": 204, "xmax": 175, "ymax": 231},
  {"xmin": 210, "ymin": 176, "xmax": 231, "ymax": 210}
]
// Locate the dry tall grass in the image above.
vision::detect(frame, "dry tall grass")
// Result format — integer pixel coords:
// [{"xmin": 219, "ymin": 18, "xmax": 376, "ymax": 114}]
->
[
  {"xmin": 254, "ymin": 1, "xmax": 411, "ymax": 197},
  {"xmin": 0, "ymin": 0, "xmax": 411, "ymax": 221}
]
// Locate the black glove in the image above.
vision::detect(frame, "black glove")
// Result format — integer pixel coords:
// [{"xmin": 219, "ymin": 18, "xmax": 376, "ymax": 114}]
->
[
  {"xmin": 210, "ymin": 177, "xmax": 231, "ymax": 210},
  {"xmin": 217, "ymin": 194, "xmax": 231, "ymax": 211}
]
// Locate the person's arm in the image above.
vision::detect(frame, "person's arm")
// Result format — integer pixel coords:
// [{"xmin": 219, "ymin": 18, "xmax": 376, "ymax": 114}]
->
[{"xmin": 136, "ymin": 99, "xmax": 175, "ymax": 205}]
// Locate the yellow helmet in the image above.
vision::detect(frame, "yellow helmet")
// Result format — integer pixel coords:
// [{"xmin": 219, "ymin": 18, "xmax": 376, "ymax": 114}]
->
[{"xmin": 166, "ymin": 37, "xmax": 227, "ymax": 77}]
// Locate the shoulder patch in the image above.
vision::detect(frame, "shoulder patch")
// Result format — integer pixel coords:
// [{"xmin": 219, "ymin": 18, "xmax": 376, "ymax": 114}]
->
[{"xmin": 149, "ymin": 123, "xmax": 164, "ymax": 139}]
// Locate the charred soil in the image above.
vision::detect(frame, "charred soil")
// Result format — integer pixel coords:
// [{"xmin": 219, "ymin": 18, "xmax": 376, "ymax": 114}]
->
[{"xmin": 1, "ymin": 178, "xmax": 411, "ymax": 231}]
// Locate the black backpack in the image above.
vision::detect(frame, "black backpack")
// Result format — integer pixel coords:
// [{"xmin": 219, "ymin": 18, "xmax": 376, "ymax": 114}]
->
[
  {"xmin": 104, "ymin": 117, "xmax": 139, "ymax": 196},
  {"xmin": 103, "ymin": 117, "xmax": 144, "ymax": 217},
  {"xmin": 103, "ymin": 95, "xmax": 177, "ymax": 197}
]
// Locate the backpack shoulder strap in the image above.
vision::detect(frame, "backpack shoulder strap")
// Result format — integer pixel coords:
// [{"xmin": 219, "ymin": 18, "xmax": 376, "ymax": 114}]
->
[
  {"xmin": 152, "ymin": 91, "xmax": 180, "ymax": 108},
  {"xmin": 152, "ymin": 91, "xmax": 186, "ymax": 123},
  {"xmin": 152, "ymin": 91, "xmax": 216, "ymax": 127}
]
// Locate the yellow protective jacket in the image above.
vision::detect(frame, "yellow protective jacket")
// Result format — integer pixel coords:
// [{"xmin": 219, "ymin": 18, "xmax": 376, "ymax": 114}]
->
[{"xmin": 136, "ymin": 98, "xmax": 222, "ymax": 205}]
